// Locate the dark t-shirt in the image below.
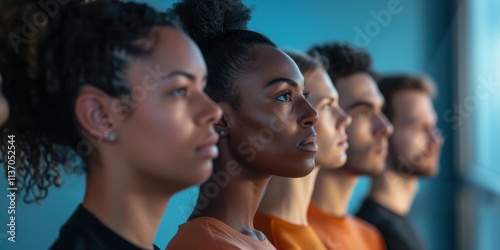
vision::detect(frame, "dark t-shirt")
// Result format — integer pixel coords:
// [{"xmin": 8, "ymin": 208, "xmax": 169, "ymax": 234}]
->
[
  {"xmin": 50, "ymin": 204, "xmax": 160, "ymax": 250},
  {"xmin": 356, "ymin": 199, "xmax": 426, "ymax": 250}
]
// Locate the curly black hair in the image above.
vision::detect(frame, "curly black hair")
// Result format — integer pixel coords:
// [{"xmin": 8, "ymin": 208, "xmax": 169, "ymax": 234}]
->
[
  {"xmin": 0, "ymin": 0, "xmax": 180, "ymax": 203},
  {"xmin": 170, "ymin": 0, "xmax": 276, "ymax": 110},
  {"xmin": 307, "ymin": 42, "xmax": 378, "ymax": 84}
]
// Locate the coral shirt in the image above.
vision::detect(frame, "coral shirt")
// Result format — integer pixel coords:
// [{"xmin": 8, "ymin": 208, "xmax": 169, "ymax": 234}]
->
[
  {"xmin": 308, "ymin": 204, "xmax": 386, "ymax": 250},
  {"xmin": 254, "ymin": 212, "xmax": 327, "ymax": 250},
  {"xmin": 166, "ymin": 217, "xmax": 276, "ymax": 250}
]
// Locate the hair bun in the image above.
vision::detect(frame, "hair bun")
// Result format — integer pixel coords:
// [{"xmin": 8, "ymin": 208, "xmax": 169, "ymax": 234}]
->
[{"xmin": 170, "ymin": 0, "xmax": 251, "ymax": 43}]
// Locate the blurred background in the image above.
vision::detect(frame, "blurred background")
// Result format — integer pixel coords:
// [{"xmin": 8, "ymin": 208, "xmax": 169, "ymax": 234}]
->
[{"xmin": 1, "ymin": 0, "xmax": 499, "ymax": 249}]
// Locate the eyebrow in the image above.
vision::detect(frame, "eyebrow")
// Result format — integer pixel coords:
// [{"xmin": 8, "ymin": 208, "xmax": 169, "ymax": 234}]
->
[
  {"xmin": 264, "ymin": 78, "xmax": 300, "ymax": 88},
  {"xmin": 320, "ymin": 97, "xmax": 335, "ymax": 104},
  {"xmin": 161, "ymin": 70, "xmax": 207, "ymax": 83},
  {"xmin": 346, "ymin": 100, "xmax": 376, "ymax": 111}
]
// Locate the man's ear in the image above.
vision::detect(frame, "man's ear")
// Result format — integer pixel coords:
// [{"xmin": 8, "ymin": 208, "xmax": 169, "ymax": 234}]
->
[{"xmin": 74, "ymin": 86, "xmax": 118, "ymax": 143}]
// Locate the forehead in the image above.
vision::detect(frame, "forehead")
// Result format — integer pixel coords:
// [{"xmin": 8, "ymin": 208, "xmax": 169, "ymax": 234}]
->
[
  {"xmin": 240, "ymin": 45, "xmax": 303, "ymax": 85},
  {"xmin": 132, "ymin": 26, "xmax": 206, "ymax": 73},
  {"xmin": 307, "ymin": 68, "xmax": 338, "ymax": 103},
  {"xmin": 335, "ymin": 72, "xmax": 383, "ymax": 107},
  {"xmin": 392, "ymin": 90, "xmax": 436, "ymax": 121}
]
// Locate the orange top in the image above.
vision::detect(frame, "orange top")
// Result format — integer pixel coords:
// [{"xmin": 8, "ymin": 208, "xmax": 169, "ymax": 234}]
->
[
  {"xmin": 254, "ymin": 212, "xmax": 327, "ymax": 250},
  {"xmin": 166, "ymin": 217, "xmax": 276, "ymax": 250},
  {"xmin": 308, "ymin": 204, "xmax": 386, "ymax": 250}
]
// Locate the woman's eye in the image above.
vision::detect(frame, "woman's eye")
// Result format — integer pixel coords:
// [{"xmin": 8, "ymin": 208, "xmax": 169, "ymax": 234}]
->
[
  {"xmin": 276, "ymin": 92, "xmax": 292, "ymax": 102},
  {"xmin": 323, "ymin": 104, "xmax": 332, "ymax": 111},
  {"xmin": 172, "ymin": 87, "xmax": 187, "ymax": 97},
  {"xmin": 303, "ymin": 91, "xmax": 310, "ymax": 99},
  {"xmin": 356, "ymin": 110, "xmax": 369, "ymax": 117}
]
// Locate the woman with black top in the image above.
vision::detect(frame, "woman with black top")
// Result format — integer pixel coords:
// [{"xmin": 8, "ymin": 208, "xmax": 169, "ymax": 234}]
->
[
  {"xmin": 1, "ymin": 1, "xmax": 221, "ymax": 249},
  {"xmin": 166, "ymin": 0, "xmax": 319, "ymax": 249}
]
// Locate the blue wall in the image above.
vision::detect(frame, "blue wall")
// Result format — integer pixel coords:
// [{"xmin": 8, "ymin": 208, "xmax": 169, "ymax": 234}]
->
[{"xmin": 0, "ymin": 0, "xmax": 455, "ymax": 249}]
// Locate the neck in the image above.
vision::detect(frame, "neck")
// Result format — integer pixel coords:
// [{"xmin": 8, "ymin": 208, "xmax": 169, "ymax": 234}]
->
[
  {"xmin": 83, "ymin": 162, "xmax": 170, "ymax": 250},
  {"xmin": 311, "ymin": 168, "xmax": 358, "ymax": 216},
  {"xmin": 258, "ymin": 167, "xmax": 320, "ymax": 225},
  {"xmin": 368, "ymin": 165, "xmax": 419, "ymax": 216},
  {"xmin": 190, "ymin": 154, "xmax": 271, "ymax": 240}
]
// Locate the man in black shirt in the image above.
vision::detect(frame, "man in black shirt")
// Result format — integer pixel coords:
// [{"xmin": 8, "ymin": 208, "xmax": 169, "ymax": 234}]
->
[{"xmin": 356, "ymin": 75, "xmax": 444, "ymax": 250}]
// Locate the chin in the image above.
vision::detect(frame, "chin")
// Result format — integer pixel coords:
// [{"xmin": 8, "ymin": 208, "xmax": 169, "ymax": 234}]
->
[
  {"xmin": 362, "ymin": 162, "xmax": 386, "ymax": 176},
  {"xmin": 324, "ymin": 154, "xmax": 347, "ymax": 169},
  {"xmin": 199, "ymin": 162, "xmax": 214, "ymax": 180},
  {"xmin": 185, "ymin": 161, "xmax": 213, "ymax": 184},
  {"xmin": 282, "ymin": 159, "xmax": 316, "ymax": 178},
  {"xmin": 414, "ymin": 164, "xmax": 439, "ymax": 177}
]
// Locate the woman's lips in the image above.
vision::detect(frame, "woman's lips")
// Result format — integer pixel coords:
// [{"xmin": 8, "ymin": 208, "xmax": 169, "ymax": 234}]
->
[
  {"xmin": 374, "ymin": 143, "xmax": 388, "ymax": 156},
  {"xmin": 298, "ymin": 134, "xmax": 318, "ymax": 152},
  {"xmin": 337, "ymin": 135, "xmax": 349, "ymax": 148},
  {"xmin": 196, "ymin": 136, "xmax": 219, "ymax": 158},
  {"xmin": 196, "ymin": 144, "xmax": 219, "ymax": 158}
]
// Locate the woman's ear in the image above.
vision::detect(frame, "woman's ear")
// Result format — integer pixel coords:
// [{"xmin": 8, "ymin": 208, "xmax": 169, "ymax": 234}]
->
[
  {"xmin": 214, "ymin": 103, "xmax": 235, "ymax": 137},
  {"xmin": 75, "ymin": 86, "xmax": 118, "ymax": 143}
]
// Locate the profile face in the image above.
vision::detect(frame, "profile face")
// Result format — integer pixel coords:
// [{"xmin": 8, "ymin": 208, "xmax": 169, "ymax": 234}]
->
[
  {"xmin": 306, "ymin": 68, "xmax": 351, "ymax": 168},
  {"xmin": 115, "ymin": 27, "xmax": 222, "ymax": 192},
  {"xmin": 0, "ymin": 73, "xmax": 9, "ymax": 126},
  {"xmin": 335, "ymin": 72, "xmax": 393, "ymax": 175},
  {"xmin": 388, "ymin": 90, "xmax": 443, "ymax": 177},
  {"xmin": 225, "ymin": 45, "xmax": 319, "ymax": 178}
]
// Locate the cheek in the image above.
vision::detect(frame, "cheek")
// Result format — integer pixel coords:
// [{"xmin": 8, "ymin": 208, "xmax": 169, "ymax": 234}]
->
[
  {"xmin": 123, "ymin": 101, "xmax": 194, "ymax": 162},
  {"xmin": 346, "ymin": 118, "xmax": 370, "ymax": 147},
  {"xmin": 236, "ymin": 109, "xmax": 293, "ymax": 144},
  {"xmin": 393, "ymin": 131, "xmax": 424, "ymax": 158},
  {"xmin": 315, "ymin": 114, "xmax": 335, "ymax": 148}
]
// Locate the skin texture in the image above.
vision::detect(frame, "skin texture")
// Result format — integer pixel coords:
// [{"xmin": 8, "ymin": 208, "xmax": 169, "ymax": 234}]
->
[
  {"xmin": 258, "ymin": 67, "xmax": 351, "ymax": 226},
  {"xmin": 77, "ymin": 27, "xmax": 222, "ymax": 249},
  {"xmin": 312, "ymin": 72, "xmax": 393, "ymax": 216},
  {"xmin": 388, "ymin": 90, "xmax": 443, "ymax": 177},
  {"xmin": 192, "ymin": 45, "xmax": 318, "ymax": 240},
  {"xmin": 337, "ymin": 72, "xmax": 394, "ymax": 175},
  {"xmin": 221, "ymin": 45, "xmax": 319, "ymax": 178},
  {"xmin": 0, "ymin": 73, "xmax": 9, "ymax": 126},
  {"xmin": 307, "ymin": 68, "xmax": 351, "ymax": 169},
  {"xmin": 368, "ymin": 89, "xmax": 443, "ymax": 215}
]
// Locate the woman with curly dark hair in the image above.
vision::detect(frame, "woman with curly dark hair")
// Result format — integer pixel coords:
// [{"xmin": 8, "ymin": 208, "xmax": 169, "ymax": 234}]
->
[
  {"xmin": 1, "ymin": 0, "xmax": 222, "ymax": 249},
  {"xmin": 166, "ymin": 0, "xmax": 319, "ymax": 249}
]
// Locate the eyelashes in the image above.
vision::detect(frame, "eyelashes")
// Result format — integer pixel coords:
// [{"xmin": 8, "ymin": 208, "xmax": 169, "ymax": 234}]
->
[
  {"xmin": 170, "ymin": 87, "xmax": 188, "ymax": 97},
  {"xmin": 275, "ymin": 90, "xmax": 310, "ymax": 102},
  {"xmin": 276, "ymin": 91, "xmax": 292, "ymax": 102},
  {"xmin": 303, "ymin": 90, "xmax": 310, "ymax": 99}
]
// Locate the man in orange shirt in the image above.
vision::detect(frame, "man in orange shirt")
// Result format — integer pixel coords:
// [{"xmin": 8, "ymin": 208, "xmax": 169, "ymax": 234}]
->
[{"xmin": 306, "ymin": 43, "xmax": 393, "ymax": 250}]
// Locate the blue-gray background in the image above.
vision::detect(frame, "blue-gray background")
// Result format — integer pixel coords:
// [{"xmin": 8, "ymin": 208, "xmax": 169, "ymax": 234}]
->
[{"xmin": 0, "ymin": 0, "xmax": 462, "ymax": 249}]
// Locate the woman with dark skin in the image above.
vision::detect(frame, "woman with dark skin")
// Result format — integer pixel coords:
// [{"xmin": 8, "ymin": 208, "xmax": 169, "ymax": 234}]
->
[
  {"xmin": 1, "ymin": 1, "xmax": 221, "ymax": 250},
  {"xmin": 166, "ymin": 0, "xmax": 319, "ymax": 249},
  {"xmin": 255, "ymin": 51, "xmax": 352, "ymax": 250}
]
